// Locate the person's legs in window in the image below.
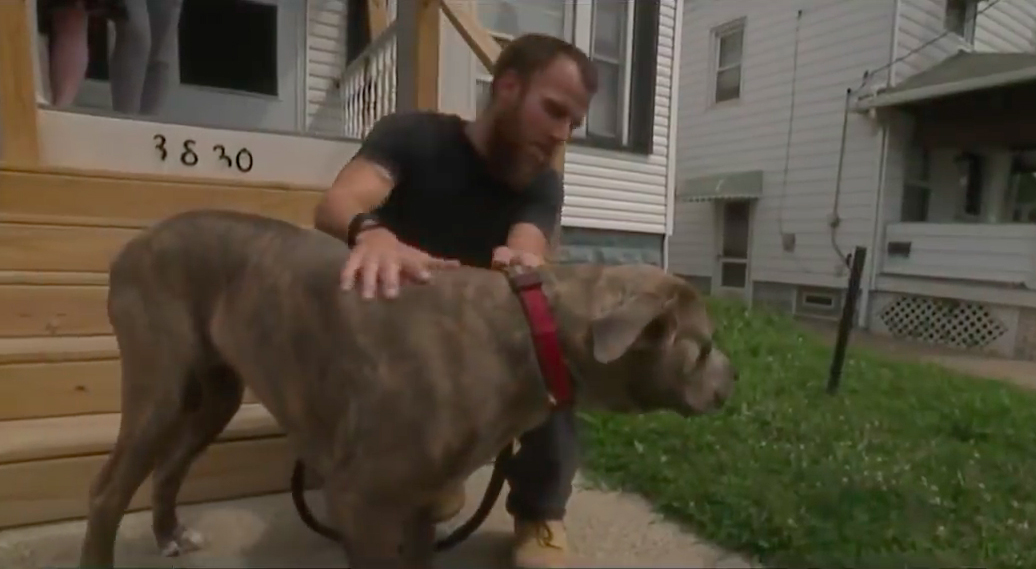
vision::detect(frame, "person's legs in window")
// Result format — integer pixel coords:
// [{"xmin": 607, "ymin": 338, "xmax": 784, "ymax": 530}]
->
[
  {"xmin": 46, "ymin": 0, "xmax": 89, "ymax": 107},
  {"xmin": 139, "ymin": 0, "xmax": 183, "ymax": 115},
  {"xmin": 108, "ymin": 0, "xmax": 150, "ymax": 114}
]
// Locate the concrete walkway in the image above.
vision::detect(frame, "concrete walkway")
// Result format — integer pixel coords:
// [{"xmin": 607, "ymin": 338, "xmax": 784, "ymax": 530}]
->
[
  {"xmin": 0, "ymin": 465, "xmax": 759, "ymax": 568},
  {"xmin": 798, "ymin": 317, "xmax": 1036, "ymax": 390}
]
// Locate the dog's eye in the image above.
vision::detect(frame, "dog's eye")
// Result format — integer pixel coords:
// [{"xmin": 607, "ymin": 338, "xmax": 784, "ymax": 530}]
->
[{"xmin": 696, "ymin": 340, "xmax": 713, "ymax": 364}]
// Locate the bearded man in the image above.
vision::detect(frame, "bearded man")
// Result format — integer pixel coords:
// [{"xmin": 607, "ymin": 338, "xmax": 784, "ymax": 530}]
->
[{"xmin": 313, "ymin": 33, "xmax": 597, "ymax": 568}]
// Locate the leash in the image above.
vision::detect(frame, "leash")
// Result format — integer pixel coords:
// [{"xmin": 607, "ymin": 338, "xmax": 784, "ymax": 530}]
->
[{"xmin": 291, "ymin": 264, "xmax": 572, "ymax": 548}]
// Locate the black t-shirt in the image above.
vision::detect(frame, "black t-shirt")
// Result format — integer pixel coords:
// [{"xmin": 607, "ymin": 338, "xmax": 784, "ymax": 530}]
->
[{"xmin": 352, "ymin": 111, "xmax": 564, "ymax": 269}]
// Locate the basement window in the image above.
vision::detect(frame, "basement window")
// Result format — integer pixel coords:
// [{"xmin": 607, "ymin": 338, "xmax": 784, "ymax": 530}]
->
[{"xmin": 802, "ymin": 293, "xmax": 836, "ymax": 309}]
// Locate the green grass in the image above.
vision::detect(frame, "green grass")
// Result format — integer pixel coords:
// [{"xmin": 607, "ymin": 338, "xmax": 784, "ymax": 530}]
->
[{"xmin": 578, "ymin": 298, "xmax": 1036, "ymax": 569}]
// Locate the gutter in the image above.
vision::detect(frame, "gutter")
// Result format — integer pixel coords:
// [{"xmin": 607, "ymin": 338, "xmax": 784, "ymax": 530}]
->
[
  {"xmin": 856, "ymin": 63, "xmax": 1036, "ymax": 110},
  {"xmin": 663, "ymin": 0, "xmax": 686, "ymax": 272},
  {"xmin": 858, "ymin": 0, "xmax": 901, "ymax": 329}
]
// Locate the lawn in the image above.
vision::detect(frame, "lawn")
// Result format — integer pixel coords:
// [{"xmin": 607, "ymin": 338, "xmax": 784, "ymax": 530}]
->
[{"xmin": 578, "ymin": 298, "xmax": 1036, "ymax": 569}]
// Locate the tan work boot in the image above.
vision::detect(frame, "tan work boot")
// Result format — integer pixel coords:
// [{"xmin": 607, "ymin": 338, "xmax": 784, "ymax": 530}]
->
[
  {"xmin": 430, "ymin": 482, "xmax": 466, "ymax": 524},
  {"xmin": 513, "ymin": 519, "xmax": 568, "ymax": 568}
]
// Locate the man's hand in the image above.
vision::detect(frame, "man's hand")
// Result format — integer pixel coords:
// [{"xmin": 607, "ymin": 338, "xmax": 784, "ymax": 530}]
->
[
  {"xmin": 491, "ymin": 246, "xmax": 545, "ymax": 270},
  {"xmin": 342, "ymin": 228, "xmax": 459, "ymax": 299}
]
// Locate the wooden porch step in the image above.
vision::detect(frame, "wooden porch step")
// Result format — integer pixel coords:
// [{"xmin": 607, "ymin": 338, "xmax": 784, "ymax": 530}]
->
[
  {"xmin": 0, "ymin": 335, "xmax": 118, "ymax": 365},
  {"xmin": 0, "ymin": 405, "xmax": 291, "ymax": 529},
  {"xmin": 0, "ymin": 164, "xmax": 322, "ymax": 230},
  {"xmin": 0, "ymin": 335, "xmax": 262, "ymax": 422},
  {"xmin": 0, "ymin": 403, "xmax": 283, "ymax": 465}
]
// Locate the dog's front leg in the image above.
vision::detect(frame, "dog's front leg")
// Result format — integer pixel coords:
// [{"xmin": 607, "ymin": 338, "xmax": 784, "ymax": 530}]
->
[{"xmin": 323, "ymin": 485, "xmax": 433, "ymax": 569}]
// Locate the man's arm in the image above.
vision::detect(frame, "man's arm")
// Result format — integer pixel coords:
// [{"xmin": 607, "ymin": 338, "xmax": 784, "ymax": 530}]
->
[
  {"xmin": 507, "ymin": 170, "xmax": 564, "ymax": 258},
  {"xmin": 313, "ymin": 113, "xmax": 415, "ymax": 241}
]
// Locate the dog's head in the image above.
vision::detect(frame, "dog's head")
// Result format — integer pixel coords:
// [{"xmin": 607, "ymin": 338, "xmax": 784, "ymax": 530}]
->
[{"xmin": 578, "ymin": 266, "xmax": 736, "ymax": 416}]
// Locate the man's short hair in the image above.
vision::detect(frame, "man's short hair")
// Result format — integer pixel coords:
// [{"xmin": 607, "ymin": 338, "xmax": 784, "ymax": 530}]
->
[{"xmin": 490, "ymin": 33, "xmax": 598, "ymax": 99}]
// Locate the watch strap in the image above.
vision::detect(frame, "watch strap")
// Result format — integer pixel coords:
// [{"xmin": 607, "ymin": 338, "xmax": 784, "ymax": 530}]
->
[{"xmin": 346, "ymin": 213, "xmax": 382, "ymax": 248}]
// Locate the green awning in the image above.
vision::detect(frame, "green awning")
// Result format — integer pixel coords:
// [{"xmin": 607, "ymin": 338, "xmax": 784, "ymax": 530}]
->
[
  {"xmin": 856, "ymin": 52, "xmax": 1036, "ymax": 109},
  {"xmin": 676, "ymin": 170, "xmax": 763, "ymax": 202}
]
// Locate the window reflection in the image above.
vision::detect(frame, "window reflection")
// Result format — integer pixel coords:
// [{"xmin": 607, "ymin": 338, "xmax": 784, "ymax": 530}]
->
[
  {"xmin": 32, "ymin": 0, "xmax": 320, "ymax": 136},
  {"xmin": 36, "ymin": 0, "xmax": 129, "ymax": 108}
]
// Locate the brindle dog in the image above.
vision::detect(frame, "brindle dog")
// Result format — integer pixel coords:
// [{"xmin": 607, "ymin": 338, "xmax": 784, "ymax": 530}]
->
[{"xmin": 78, "ymin": 209, "xmax": 737, "ymax": 569}]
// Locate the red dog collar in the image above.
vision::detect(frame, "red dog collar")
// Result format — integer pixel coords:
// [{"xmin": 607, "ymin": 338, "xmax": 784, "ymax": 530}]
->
[{"xmin": 503, "ymin": 267, "xmax": 573, "ymax": 407}]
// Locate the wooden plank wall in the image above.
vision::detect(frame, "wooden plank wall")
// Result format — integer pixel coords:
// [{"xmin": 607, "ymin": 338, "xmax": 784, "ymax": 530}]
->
[
  {"xmin": 0, "ymin": 164, "xmax": 324, "ymax": 528},
  {"xmin": 0, "ymin": 164, "xmax": 324, "ymax": 421}
]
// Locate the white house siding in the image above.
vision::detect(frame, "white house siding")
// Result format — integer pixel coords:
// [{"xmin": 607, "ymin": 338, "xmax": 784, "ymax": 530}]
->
[
  {"xmin": 974, "ymin": 0, "xmax": 1036, "ymax": 52},
  {"xmin": 671, "ymin": 0, "xmax": 896, "ymax": 289},
  {"xmin": 895, "ymin": 0, "xmax": 971, "ymax": 82},
  {"xmin": 561, "ymin": 0, "xmax": 677, "ymax": 236},
  {"xmin": 306, "ymin": 0, "xmax": 350, "ymax": 136},
  {"xmin": 892, "ymin": 0, "xmax": 1036, "ymax": 83}
]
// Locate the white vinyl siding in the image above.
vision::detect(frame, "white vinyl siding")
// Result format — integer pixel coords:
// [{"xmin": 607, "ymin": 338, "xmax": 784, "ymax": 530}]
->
[
  {"xmin": 305, "ymin": 0, "xmax": 350, "ymax": 136},
  {"xmin": 559, "ymin": 0, "xmax": 675, "ymax": 233},
  {"xmin": 670, "ymin": 0, "xmax": 895, "ymax": 287}
]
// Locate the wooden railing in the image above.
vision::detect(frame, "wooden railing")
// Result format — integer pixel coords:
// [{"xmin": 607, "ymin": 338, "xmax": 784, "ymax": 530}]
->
[{"xmin": 336, "ymin": 20, "xmax": 399, "ymax": 139}]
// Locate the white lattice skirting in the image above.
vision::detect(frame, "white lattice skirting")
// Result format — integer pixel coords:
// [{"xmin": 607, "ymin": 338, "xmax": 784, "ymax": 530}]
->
[{"xmin": 876, "ymin": 295, "xmax": 1009, "ymax": 351}]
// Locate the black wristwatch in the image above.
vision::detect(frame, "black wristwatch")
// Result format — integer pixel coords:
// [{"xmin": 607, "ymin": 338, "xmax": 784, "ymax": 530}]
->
[{"xmin": 345, "ymin": 213, "xmax": 382, "ymax": 248}]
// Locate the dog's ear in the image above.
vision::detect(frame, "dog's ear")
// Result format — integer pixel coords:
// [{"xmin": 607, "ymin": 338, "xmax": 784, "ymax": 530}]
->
[{"xmin": 590, "ymin": 293, "xmax": 672, "ymax": 363}]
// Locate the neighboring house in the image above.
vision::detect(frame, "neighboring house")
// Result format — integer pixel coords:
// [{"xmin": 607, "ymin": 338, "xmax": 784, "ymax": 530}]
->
[
  {"xmin": 32, "ymin": 0, "xmax": 682, "ymax": 269},
  {"xmin": 669, "ymin": 0, "xmax": 1036, "ymax": 360}
]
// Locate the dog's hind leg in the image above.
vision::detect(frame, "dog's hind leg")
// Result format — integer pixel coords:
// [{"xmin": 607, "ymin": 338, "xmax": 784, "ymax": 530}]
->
[
  {"xmin": 150, "ymin": 364, "xmax": 244, "ymax": 557},
  {"xmin": 79, "ymin": 296, "xmax": 201, "ymax": 569},
  {"xmin": 79, "ymin": 345, "xmax": 196, "ymax": 568}
]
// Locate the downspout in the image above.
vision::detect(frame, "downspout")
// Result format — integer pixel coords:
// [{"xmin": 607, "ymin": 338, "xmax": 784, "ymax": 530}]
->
[
  {"xmin": 663, "ymin": 0, "xmax": 686, "ymax": 272},
  {"xmin": 859, "ymin": 0, "xmax": 902, "ymax": 328}
]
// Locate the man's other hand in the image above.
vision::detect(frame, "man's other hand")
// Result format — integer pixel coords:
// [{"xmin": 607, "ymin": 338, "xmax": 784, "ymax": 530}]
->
[{"xmin": 491, "ymin": 246, "xmax": 545, "ymax": 270}]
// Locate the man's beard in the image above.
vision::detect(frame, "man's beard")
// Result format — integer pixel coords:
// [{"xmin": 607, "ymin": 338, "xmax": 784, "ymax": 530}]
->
[{"xmin": 486, "ymin": 102, "xmax": 540, "ymax": 189}]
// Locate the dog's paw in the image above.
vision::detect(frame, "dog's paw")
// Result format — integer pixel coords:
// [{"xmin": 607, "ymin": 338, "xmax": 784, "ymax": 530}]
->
[{"xmin": 158, "ymin": 526, "xmax": 206, "ymax": 557}]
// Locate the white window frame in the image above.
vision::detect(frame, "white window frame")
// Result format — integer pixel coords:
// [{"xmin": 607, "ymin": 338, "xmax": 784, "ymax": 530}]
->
[
  {"xmin": 944, "ymin": 0, "xmax": 978, "ymax": 43},
  {"xmin": 474, "ymin": 1, "xmax": 636, "ymax": 145},
  {"xmin": 710, "ymin": 18, "xmax": 745, "ymax": 105}
]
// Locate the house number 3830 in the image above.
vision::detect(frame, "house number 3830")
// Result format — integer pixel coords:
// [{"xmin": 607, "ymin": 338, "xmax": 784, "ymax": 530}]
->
[{"xmin": 153, "ymin": 134, "xmax": 254, "ymax": 173}]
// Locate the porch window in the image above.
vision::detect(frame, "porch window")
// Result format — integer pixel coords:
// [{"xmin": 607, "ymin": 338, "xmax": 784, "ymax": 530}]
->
[
  {"xmin": 475, "ymin": 0, "xmax": 660, "ymax": 154},
  {"xmin": 944, "ymin": 0, "xmax": 977, "ymax": 43},
  {"xmin": 1008, "ymin": 152, "xmax": 1036, "ymax": 223},
  {"xmin": 711, "ymin": 19, "xmax": 745, "ymax": 104},
  {"xmin": 956, "ymin": 152, "xmax": 985, "ymax": 219},
  {"xmin": 86, "ymin": 0, "xmax": 280, "ymax": 97},
  {"xmin": 901, "ymin": 146, "xmax": 931, "ymax": 222}
]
